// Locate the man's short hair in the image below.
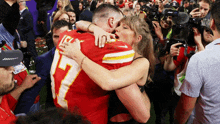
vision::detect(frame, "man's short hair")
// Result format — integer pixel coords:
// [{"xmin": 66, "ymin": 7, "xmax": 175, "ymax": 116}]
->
[
  {"xmin": 92, "ymin": 4, "xmax": 123, "ymax": 23},
  {"xmin": 210, "ymin": 1, "xmax": 220, "ymax": 32},
  {"xmin": 51, "ymin": 20, "xmax": 70, "ymax": 35},
  {"xmin": 65, "ymin": 6, "xmax": 76, "ymax": 14},
  {"xmin": 199, "ymin": 0, "xmax": 212, "ymax": 5}
]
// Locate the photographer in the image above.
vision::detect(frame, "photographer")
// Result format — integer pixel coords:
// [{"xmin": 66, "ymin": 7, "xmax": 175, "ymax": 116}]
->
[
  {"xmin": 147, "ymin": 8, "xmax": 176, "ymax": 124},
  {"xmin": 163, "ymin": 22, "xmax": 211, "ymax": 117},
  {"xmin": 189, "ymin": 0, "xmax": 211, "ymax": 19}
]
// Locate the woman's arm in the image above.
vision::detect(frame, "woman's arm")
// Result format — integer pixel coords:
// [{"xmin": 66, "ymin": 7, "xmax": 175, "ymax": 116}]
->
[
  {"xmin": 59, "ymin": 41, "xmax": 150, "ymax": 91},
  {"xmin": 116, "ymin": 84, "xmax": 150, "ymax": 123}
]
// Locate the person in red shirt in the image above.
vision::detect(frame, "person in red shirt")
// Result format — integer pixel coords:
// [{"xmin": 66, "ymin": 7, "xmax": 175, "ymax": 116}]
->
[{"xmin": 0, "ymin": 49, "xmax": 41, "ymax": 123}]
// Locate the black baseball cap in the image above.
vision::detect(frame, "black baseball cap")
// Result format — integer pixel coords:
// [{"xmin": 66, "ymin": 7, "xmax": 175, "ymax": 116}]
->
[
  {"xmin": 0, "ymin": 49, "xmax": 23, "ymax": 67},
  {"xmin": 171, "ymin": 1, "xmax": 179, "ymax": 9}
]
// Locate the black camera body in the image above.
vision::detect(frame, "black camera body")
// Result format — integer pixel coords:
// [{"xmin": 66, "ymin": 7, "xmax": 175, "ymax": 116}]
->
[{"xmin": 158, "ymin": 10, "xmax": 202, "ymax": 58}]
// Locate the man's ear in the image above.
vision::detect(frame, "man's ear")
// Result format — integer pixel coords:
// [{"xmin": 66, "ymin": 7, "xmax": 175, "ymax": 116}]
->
[
  {"xmin": 210, "ymin": 18, "xmax": 215, "ymax": 31},
  {"xmin": 108, "ymin": 17, "xmax": 114, "ymax": 28}
]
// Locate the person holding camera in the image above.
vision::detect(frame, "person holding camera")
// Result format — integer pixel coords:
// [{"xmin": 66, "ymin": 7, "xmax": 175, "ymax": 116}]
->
[
  {"xmin": 189, "ymin": 0, "xmax": 211, "ymax": 19},
  {"xmin": 174, "ymin": 1, "xmax": 220, "ymax": 123},
  {"xmin": 149, "ymin": 9, "xmax": 177, "ymax": 124}
]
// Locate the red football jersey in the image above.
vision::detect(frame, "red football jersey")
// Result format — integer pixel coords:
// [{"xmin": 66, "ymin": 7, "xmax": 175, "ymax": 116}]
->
[
  {"xmin": 51, "ymin": 30, "xmax": 134, "ymax": 124},
  {"xmin": 0, "ymin": 94, "xmax": 17, "ymax": 124}
]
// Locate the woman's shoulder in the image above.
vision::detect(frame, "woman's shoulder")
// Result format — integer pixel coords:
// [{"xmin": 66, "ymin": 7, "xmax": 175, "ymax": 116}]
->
[{"xmin": 133, "ymin": 57, "xmax": 149, "ymax": 65}]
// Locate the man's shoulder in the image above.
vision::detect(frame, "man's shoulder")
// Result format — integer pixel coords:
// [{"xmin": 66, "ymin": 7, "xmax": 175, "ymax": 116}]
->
[
  {"xmin": 61, "ymin": 30, "xmax": 94, "ymax": 39},
  {"xmin": 83, "ymin": 39, "xmax": 133, "ymax": 54},
  {"xmin": 36, "ymin": 48, "xmax": 54, "ymax": 62},
  {"xmin": 84, "ymin": 39, "xmax": 134, "ymax": 65}
]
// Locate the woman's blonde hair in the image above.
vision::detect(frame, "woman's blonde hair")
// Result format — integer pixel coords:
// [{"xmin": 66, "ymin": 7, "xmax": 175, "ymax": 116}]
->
[
  {"xmin": 53, "ymin": 10, "xmax": 68, "ymax": 23},
  {"xmin": 58, "ymin": 0, "xmax": 74, "ymax": 10},
  {"xmin": 120, "ymin": 16, "xmax": 156, "ymax": 82}
]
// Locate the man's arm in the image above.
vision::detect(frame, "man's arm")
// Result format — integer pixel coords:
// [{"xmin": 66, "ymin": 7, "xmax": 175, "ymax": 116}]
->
[
  {"xmin": 164, "ymin": 54, "xmax": 176, "ymax": 71},
  {"xmin": 116, "ymin": 84, "xmax": 150, "ymax": 123},
  {"xmin": 174, "ymin": 93, "xmax": 197, "ymax": 124},
  {"xmin": 193, "ymin": 27, "xmax": 205, "ymax": 52},
  {"xmin": 10, "ymin": 74, "xmax": 41, "ymax": 100},
  {"xmin": 164, "ymin": 43, "xmax": 182, "ymax": 71},
  {"xmin": 20, "ymin": 12, "xmax": 34, "ymax": 34}
]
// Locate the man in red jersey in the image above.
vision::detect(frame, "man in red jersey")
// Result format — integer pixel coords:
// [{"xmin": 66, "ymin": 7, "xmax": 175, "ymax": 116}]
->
[
  {"xmin": 0, "ymin": 49, "xmax": 41, "ymax": 124},
  {"xmin": 51, "ymin": 4, "xmax": 149, "ymax": 124}
]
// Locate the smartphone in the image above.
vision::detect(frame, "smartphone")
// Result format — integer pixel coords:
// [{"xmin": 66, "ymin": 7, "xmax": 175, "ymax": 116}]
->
[{"xmin": 193, "ymin": 4, "xmax": 200, "ymax": 12}]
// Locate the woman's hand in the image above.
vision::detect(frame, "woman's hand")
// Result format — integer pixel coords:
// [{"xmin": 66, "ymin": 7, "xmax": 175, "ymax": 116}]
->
[
  {"xmin": 93, "ymin": 26, "xmax": 115, "ymax": 48},
  {"xmin": 59, "ymin": 39, "xmax": 82, "ymax": 61}
]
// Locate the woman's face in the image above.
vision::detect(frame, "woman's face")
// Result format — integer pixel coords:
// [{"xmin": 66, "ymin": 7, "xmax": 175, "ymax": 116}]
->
[
  {"xmin": 115, "ymin": 22, "xmax": 136, "ymax": 46},
  {"xmin": 59, "ymin": 13, "xmax": 70, "ymax": 22},
  {"xmin": 58, "ymin": 0, "xmax": 63, "ymax": 8},
  {"xmin": 135, "ymin": 4, "xmax": 141, "ymax": 11},
  {"xmin": 79, "ymin": 3, "xmax": 83, "ymax": 11}
]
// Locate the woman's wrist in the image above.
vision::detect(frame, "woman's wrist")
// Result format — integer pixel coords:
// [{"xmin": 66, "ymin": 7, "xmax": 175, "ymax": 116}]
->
[
  {"xmin": 87, "ymin": 23, "xmax": 93, "ymax": 32},
  {"xmin": 75, "ymin": 52, "xmax": 86, "ymax": 65},
  {"xmin": 80, "ymin": 56, "xmax": 87, "ymax": 68}
]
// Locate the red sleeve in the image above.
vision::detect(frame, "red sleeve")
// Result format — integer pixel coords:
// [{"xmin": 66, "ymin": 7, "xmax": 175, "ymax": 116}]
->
[
  {"xmin": 128, "ymin": 2, "xmax": 133, "ymax": 9},
  {"xmin": 5, "ymin": 94, "xmax": 18, "ymax": 111},
  {"xmin": 118, "ymin": 3, "xmax": 125, "ymax": 8},
  {"xmin": 176, "ymin": 0, "xmax": 182, "ymax": 4},
  {"xmin": 14, "ymin": 70, "xmax": 28, "ymax": 86},
  {"xmin": 173, "ymin": 47, "xmax": 186, "ymax": 67}
]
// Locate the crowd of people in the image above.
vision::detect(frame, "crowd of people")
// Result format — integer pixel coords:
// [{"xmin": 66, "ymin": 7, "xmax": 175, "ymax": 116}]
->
[{"xmin": 0, "ymin": 0, "xmax": 220, "ymax": 123}]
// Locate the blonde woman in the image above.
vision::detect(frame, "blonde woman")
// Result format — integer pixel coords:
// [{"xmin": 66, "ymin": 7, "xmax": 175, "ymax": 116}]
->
[
  {"xmin": 57, "ymin": 0, "xmax": 74, "ymax": 10},
  {"xmin": 60, "ymin": 16, "xmax": 156, "ymax": 123},
  {"xmin": 53, "ymin": 10, "xmax": 70, "ymax": 23}
]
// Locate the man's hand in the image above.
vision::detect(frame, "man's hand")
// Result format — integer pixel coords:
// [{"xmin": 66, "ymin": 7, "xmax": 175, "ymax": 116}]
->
[
  {"xmin": 20, "ymin": 74, "xmax": 41, "ymax": 90},
  {"xmin": 193, "ymin": 27, "xmax": 205, "ymax": 52},
  {"xmin": 10, "ymin": 74, "xmax": 41, "ymax": 100},
  {"xmin": 193, "ymin": 27, "xmax": 202, "ymax": 45},
  {"xmin": 152, "ymin": 21, "xmax": 163, "ymax": 41},
  {"xmin": 20, "ymin": 41, "xmax": 27, "ymax": 48},
  {"xmin": 170, "ymin": 43, "xmax": 182, "ymax": 57},
  {"xmin": 190, "ymin": 8, "xmax": 201, "ymax": 18},
  {"xmin": 93, "ymin": 26, "xmax": 115, "ymax": 48}
]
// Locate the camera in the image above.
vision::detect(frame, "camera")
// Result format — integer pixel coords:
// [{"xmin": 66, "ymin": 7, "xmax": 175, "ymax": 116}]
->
[
  {"xmin": 163, "ymin": 9, "xmax": 179, "ymax": 17},
  {"xmin": 158, "ymin": 11, "xmax": 202, "ymax": 58}
]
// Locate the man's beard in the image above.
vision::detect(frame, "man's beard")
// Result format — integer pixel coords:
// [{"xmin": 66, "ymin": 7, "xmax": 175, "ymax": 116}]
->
[{"xmin": 0, "ymin": 81, "xmax": 16, "ymax": 96}]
